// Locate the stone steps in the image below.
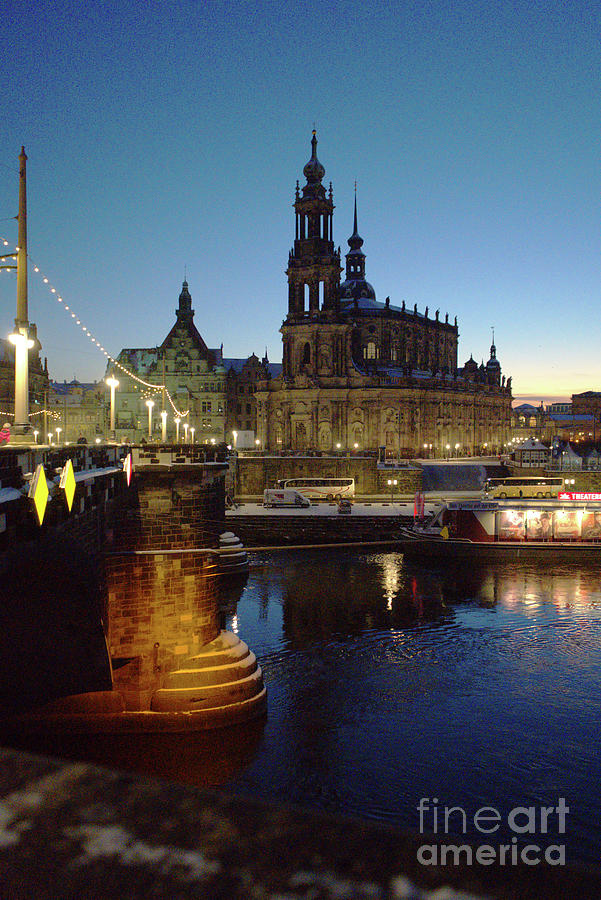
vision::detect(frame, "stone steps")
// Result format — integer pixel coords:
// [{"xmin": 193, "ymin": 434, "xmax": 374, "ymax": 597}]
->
[
  {"xmin": 162, "ymin": 651, "xmax": 257, "ymax": 688},
  {"xmin": 149, "ymin": 631, "xmax": 265, "ymax": 715},
  {"xmin": 151, "ymin": 667, "xmax": 263, "ymax": 712}
]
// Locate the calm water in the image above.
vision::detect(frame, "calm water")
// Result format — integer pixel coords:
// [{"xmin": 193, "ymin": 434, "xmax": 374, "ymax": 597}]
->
[
  {"xmin": 15, "ymin": 549, "xmax": 601, "ymax": 864},
  {"xmin": 223, "ymin": 550, "xmax": 601, "ymax": 864}
]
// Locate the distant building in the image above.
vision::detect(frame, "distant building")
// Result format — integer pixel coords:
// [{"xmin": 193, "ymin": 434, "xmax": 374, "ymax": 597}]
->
[
  {"xmin": 257, "ymin": 133, "xmax": 512, "ymax": 455},
  {"xmin": 547, "ymin": 401, "xmax": 572, "ymax": 415},
  {"xmin": 224, "ymin": 353, "xmax": 281, "ymax": 446},
  {"xmin": 110, "ymin": 281, "xmax": 274, "ymax": 444},
  {"xmin": 48, "ymin": 380, "xmax": 106, "ymax": 443},
  {"xmin": 513, "ymin": 437, "xmax": 551, "ymax": 468},
  {"xmin": 572, "ymin": 392, "xmax": 601, "ymax": 418}
]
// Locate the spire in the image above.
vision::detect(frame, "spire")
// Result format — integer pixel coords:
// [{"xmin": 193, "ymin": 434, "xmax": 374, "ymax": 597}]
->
[
  {"xmin": 348, "ymin": 183, "xmax": 364, "ymax": 250},
  {"xmin": 176, "ymin": 279, "xmax": 194, "ymax": 321},
  {"xmin": 302, "ymin": 129, "xmax": 325, "ymax": 189},
  {"xmin": 339, "ymin": 184, "xmax": 375, "ymax": 301},
  {"xmin": 490, "ymin": 326, "xmax": 496, "ymax": 359}
]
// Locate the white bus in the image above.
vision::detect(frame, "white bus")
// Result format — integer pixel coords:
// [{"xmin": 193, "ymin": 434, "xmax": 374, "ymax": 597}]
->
[
  {"xmin": 483, "ymin": 476, "xmax": 564, "ymax": 499},
  {"xmin": 275, "ymin": 477, "xmax": 355, "ymax": 501}
]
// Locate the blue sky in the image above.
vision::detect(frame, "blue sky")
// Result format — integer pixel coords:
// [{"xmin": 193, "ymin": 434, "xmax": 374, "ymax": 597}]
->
[{"xmin": 0, "ymin": 0, "xmax": 599, "ymax": 403}]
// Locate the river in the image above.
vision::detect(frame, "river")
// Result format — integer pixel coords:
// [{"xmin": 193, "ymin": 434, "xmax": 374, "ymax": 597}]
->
[{"xmin": 13, "ymin": 548, "xmax": 601, "ymax": 864}]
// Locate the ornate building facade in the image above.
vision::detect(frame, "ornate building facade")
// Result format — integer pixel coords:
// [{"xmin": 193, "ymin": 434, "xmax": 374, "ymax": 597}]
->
[
  {"xmin": 256, "ymin": 133, "xmax": 512, "ymax": 456},
  {"xmin": 111, "ymin": 281, "xmax": 228, "ymax": 443}
]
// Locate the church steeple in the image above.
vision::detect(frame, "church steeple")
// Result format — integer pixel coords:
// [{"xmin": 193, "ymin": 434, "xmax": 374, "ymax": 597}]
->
[
  {"xmin": 286, "ymin": 132, "xmax": 341, "ymax": 318},
  {"xmin": 176, "ymin": 279, "xmax": 194, "ymax": 323},
  {"xmin": 339, "ymin": 186, "xmax": 375, "ymax": 301}
]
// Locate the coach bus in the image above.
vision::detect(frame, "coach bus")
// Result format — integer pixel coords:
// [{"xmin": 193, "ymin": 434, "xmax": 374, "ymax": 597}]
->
[
  {"xmin": 483, "ymin": 476, "xmax": 564, "ymax": 499},
  {"xmin": 275, "ymin": 477, "xmax": 355, "ymax": 501}
]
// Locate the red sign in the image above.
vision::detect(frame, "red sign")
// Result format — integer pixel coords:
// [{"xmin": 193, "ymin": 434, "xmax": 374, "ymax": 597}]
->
[{"xmin": 558, "ymin": 492, "xmax": 601, "ymax": 501}]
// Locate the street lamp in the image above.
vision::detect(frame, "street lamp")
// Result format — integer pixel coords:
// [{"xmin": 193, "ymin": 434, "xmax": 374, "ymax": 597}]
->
[
  {"xmin": 105, "ymin": 375, "xmax": 119, "ymax": 438},
  {"xmin": 183, "ymin": 422, "xmax": 189, "ymax": 442},
  {"xmin": 160, "ymin": 410, "xmax": 167, "ymax": 443},
  {"xmin": 446, "ymin": 443, "xmax": 450, "ymax": 459},
  {"xmin": 353, "ymin": 442, "xmax": 359, "ymax": 450},
  {"xmin": 145, "ymin": 399, "xmax": 154, "ymax": 439},
  {"xmin": 336, "ymin": 442, "xmax": 341, "ymax": 450},
  {"xmin": 33, "ymin": 429, "xmax": 38, "ymax": 443},
  {"xmin": 55, "ymin": 426, "xmax": 62, "ymax": 444},
  {"xmin": 174, "ymin": 417, "xmax": 181, "ymax": 442},
  {"xmin": 47, "ymin": 432, "xmax": 53, "ymax": 444},
  {"xmin": 232, "ymin": 429, "xmax": 238, "ymax": 448},
  {"xmin": 190, "ymin": 427, "xmax": 195, "ymax": 444},
  {"xmin": 387, "ymin": 478, "xmax": 398, "ymax": 503}
]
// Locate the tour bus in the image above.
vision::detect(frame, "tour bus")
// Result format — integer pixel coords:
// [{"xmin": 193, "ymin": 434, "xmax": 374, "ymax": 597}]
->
[
  {"xmin": 275, "ymin": 477, "xmax": 355, "ymax": 501},
  {"xmin": 483, "ymin": 476, "xmax": 564, "ymax": 499}
]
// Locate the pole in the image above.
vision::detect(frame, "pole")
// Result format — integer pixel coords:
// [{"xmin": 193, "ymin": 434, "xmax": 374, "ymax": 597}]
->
[{"xmin": 11, "ymin": 147, "xmax": 33, "ymax": 435}]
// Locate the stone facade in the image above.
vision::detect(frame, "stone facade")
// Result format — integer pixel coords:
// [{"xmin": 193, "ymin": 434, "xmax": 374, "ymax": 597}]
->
[
  {"xmin": 110, "ymin": 281, "xmax": 228, "ymax": 444},
  {"xmin": 256, "ymin": 133, "xmax": 512, "ymax": 456},
  {"xmin": 106, "ymin": 459, "xmax": 225, "ymax": 709},
  {"xmin": 48, "ymin": 379, "xmax": 106, "ymax": 443}
]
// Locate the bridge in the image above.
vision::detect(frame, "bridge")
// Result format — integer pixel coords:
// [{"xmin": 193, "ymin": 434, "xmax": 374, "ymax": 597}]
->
[{"xmin": 0, "ymin": 441, "xmax": 265, "ymax": 731}]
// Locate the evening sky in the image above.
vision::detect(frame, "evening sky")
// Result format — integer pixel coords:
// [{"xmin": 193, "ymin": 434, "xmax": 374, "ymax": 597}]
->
[{"xmin": 1, "ymin": 0, "xmax": 599, "ymax": 404}]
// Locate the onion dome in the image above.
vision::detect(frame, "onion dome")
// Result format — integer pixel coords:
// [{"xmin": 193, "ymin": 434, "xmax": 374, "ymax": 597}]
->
[
  {"xmin": 303, "ymin": 130, "xmax": 325, "ymax": 184},
  {"xmin": 486, "ymin": 334, "xmax": 501, "ymax": 370}
]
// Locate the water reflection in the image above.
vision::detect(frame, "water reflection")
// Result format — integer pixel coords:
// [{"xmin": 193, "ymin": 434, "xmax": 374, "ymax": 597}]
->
[
  {"xmin": 224, "ymin": 550, "xmax": 601, "ymax": 864},
  {"xmin": 7, "ymin": 548, "xmax": 600, "ymax": 863},
  {"xmin": 4, "ymin": 718, "xmax": 266, "ymax": 789}
]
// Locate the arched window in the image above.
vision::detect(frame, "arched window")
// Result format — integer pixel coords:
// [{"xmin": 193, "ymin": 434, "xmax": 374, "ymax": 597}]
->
[
  {"xmin": 302, "ymin": 343, "xmax": 311, "ymax": 366},
  {"xmin": 366, "ymin": 342, "xmax": 377, "ymax": 360}
]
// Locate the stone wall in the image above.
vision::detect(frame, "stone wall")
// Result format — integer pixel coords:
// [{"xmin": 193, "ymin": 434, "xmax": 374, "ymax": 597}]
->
[
  {"xmin": 233, "ymin": 454, "xmax": 421, "ymax": 498},
  {"xmin": 106, "ymin": 466, "xmax": 226, "ymax": 710},
  {"xmin": 0, "ymin": 448, "xmax": 128, "ymax": 712},
  {"xmin": 228, "ymin": 512, "xmax": 409, "ymax": 547}
]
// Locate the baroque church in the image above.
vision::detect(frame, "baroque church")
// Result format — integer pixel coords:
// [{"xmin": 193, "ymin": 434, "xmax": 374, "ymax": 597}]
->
[{"xmin": 256, "ymin": 133, "xmax": 512, "ymax": 456}]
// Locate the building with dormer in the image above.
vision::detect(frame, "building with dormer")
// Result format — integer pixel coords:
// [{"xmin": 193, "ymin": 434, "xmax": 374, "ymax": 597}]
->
[
  {"xmin": 110, "ymin": 281, "xmax": 228, "ymax": 443},
  {"xmin": 256, "ymin": 133, "xmax": 512, "ymax": 456}
]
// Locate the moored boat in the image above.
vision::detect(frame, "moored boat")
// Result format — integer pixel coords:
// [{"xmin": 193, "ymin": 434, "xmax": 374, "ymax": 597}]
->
[{"xmin": 400, "ymin": 498, "xmax": 601, "ymax": 562}]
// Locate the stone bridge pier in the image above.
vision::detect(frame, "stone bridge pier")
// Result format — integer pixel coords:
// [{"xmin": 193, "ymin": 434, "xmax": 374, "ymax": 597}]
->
[{"xmin": 105, "ymin": 446, "xmax": 266, "ymax": 730}]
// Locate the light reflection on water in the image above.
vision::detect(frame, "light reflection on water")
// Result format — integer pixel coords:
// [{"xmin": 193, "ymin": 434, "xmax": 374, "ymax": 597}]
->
[
  {"xmin": 222, "ymin": 550, "xmax": 601, "ymax": 864},
  {"xmin": 10, "ymin": 549, "xmax": 601, "ymax": 864}
]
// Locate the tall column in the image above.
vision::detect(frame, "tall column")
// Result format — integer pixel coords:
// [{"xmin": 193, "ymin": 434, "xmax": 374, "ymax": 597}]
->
[{"xmin": 11, "ymin": 147, "xmax": 33, "ymax": 437}]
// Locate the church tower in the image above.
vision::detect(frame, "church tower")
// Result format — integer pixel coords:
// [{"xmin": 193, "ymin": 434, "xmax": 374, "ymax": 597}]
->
[
  {"xmin": 286, "ymin": 131, "xmax": 341, "ymax": 318},
  {"xmin": 339, "ymin": 190, "xmax": 376, "ymax": 302}
]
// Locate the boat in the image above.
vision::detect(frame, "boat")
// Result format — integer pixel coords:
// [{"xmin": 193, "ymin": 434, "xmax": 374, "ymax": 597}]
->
[{"xmin": 400, "ymin": 497, "xmax": 601, "ymax": 561}]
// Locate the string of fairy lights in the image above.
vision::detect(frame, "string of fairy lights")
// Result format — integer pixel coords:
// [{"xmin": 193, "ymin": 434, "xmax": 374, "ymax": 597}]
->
[{"xmin": 0, "ymin": 236, "xmax": 190, "ymax": 420}]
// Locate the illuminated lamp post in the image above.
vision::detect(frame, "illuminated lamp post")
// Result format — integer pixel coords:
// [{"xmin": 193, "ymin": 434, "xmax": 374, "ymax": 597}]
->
[
  {"xmin": 183, "ymin": 422, "xmax": 189, "ymax": 442},
  {"xmin": 174, "ymin": 417, "xmax": 181, "ymax": 442},
  {"xmin": 8, "ymin": 148, "xmax": 33, "ymax": 441},
  {"xmin": 455, "ymin": 442, "xmax": 460, "ymax": 458},
  {"xmin": 145, "ymin": 399, "xmax": 154, "ymax": 439},
  {"xmin": 55, "ymin": 426, "xmax": 62, "ymax": 445},
  {"xmin": 190, "ymin": 426, "xmax": 195, "ymax": 444},
  {"xmin": 160, "ymin": 410, "xmax": 167, "ymax": 443},
  {"xmin": 446, "ymin": 443, "xmax": 450, "ymax": 459},
  {"xmin": 105, "ymin": 375, "xmax": 119, "ymax": 439},
  {"xmin": 47, "ymin": 432, "xmax": 53, "ymax": 444},
  {"xmin": 33, "ymin": 429, "xmax": 38, "ymax": 443},
  {"xmin": 387, "ymin": 478, "xmax": 397, "ymax": 503},
  {"xmin": 232, "ymin": 429, "xmax": 237, "ymax": 448}
]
